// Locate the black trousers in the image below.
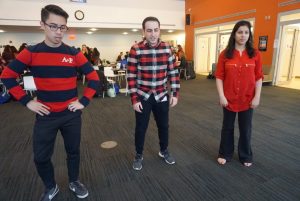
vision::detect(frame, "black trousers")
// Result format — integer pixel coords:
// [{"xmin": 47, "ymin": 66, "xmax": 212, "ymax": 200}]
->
[
  {"xmin": 135, "ymin": 94, "xmax": 169, "ymax": 155},
  {"xmin": 218, "ymin": 107, "xmax": 253, "ymax": 163},
  {"xmin": 33, "ymin": 111, "xmax": 82, "ymax": 189}
]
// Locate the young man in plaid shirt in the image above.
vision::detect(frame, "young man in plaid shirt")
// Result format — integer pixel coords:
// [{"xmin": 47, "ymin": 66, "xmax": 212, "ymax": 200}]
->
[{"xmin": 127, "ymin": 16, "xmax": 180, "ymax": 171}]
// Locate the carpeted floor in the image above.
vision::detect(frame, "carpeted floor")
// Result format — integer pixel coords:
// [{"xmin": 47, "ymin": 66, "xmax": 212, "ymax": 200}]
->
[{"xmin": 0, "ymin": 75, "xmax": 299, "ymax": 201}]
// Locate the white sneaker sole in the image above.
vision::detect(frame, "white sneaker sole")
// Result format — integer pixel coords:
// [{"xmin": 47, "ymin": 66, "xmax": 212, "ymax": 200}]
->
[
  {"xmin": 133, "ymin": 165, "xmax": 142, "ymax": 171},
  {"xmin": 49, "ymin": 186, "xmax": 59, "ymax": 200},
  {"xmin": 158, "ymin": 152, "xmax": 175, "ymax": 165},
  {"xmin": 133, "ymin": 157, "xmax": 143, "ymax": 170},
  {"xmin": 69, "ymin": 186, "xmax": 89, "ymax": 198}
]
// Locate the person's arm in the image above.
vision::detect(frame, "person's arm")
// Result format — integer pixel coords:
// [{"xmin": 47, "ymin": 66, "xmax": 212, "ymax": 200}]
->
[
  {"xmin": 251, "ymin": 51, "xmax": 264, "ymax": 108},
  {"xmin": 215, "ymin": 51, "xmax": 228, "ymax": 107},
  {"xmin": 0, "ymin": 48, "xmax": 32, "ymax": 106},
  {"xmin": 127, "ymin": 46, "xmax": 140, "ymax": 104},
  {"xmin": 167, "ymin": 47, "xmax": 180, "ymax": 107},
  {"xmin": 0, "ymin": 48, "xmax": 51, "ymax": 115},
  {"xmin": 216, "ymin": 78, "xmax": 228, "ymax": 107},
  {"xmin": 251, "ymin": 79, "xmax": 262, "ymax": 108},
  {"xmin": 127, "ymin": 46, "xmax": 144, "ymax": 112},
  {"xmin": 73, "ymin": 51, "xmax": 99, "ymax": 109}
]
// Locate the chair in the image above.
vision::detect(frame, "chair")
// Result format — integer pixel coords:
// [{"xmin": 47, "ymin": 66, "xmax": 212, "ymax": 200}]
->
[
  {"xmin": 23, "ymin": 76, "xmax": 37, "ymax": 96},
  {"xmin": 116, "ymin": 62, "xmax": 121, "ymax": 69},
  {"xmin": 104, "ymin": 67, "xmax": 120, "ymax": 84},
  {"xmin": 103, "ymin": 68, "xmax": 117, "ymax": 96},
  {"xmin": 117, "ymin": 70, "xmax": 126, "ymax": 82},
  {"xmin": 118, "ymin": 70, "xmax": 128, "ymax": 96}
]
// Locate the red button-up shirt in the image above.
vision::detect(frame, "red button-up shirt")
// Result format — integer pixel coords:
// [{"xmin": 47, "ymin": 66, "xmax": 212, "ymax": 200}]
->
[
  {"xmin": 215, "ymin": 49, "xmax": 263, "ymax": 112},
  {"xmin": 127, "ymin": 40, "xmax": 180, "ymax": 105}
]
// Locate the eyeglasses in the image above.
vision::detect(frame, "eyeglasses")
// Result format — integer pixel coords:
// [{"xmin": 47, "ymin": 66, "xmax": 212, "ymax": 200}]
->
[{"xmin": 43, "ymin": 22, "xmax": 69, "ymax": 32}]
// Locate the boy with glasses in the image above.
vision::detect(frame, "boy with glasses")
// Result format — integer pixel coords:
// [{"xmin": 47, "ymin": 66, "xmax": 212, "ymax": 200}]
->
[{"xmin": 0, "ymin": 4, "xmax": 99, "ymax": 201}]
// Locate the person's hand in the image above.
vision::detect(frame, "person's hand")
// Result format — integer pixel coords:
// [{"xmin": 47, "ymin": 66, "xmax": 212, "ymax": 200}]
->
[
  {"xmin": 250, "ymin": 96, "xmax": 260, "ymax": 109},
  {"xmin": 170, "ymin": 97, "xmax": 178, "ymax": 107},
  {"xmin": 133, "ymin": 102, "xmax": 143, "ymax": 113},
  {"xmin": 26, "ymin": 100, "xmax": 50, "ymax": 116},
  {"xmin": 219, "ymin": 96, "xmax": 228, "ymax": 107},
  {"xmin": 68, "ymin": 100, "xmax": 84, "ymax": 112}
]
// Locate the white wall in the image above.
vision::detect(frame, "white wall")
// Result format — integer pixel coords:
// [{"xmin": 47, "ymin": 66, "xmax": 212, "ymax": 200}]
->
[
  {"xmin": 0, "ymin": 31, "xmax": 183, "ymax": 62},
  {"xmin": 161, "ymin": 33, "xmax": 186, "ymax": 48},
  {"xmin": 0, "ymin": 0, "xmax": 185, "ymax": 30}
]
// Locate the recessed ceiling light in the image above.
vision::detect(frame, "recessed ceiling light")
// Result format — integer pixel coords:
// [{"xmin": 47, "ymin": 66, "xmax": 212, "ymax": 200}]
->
[
  {"xmin": 167, "ymin": 30, "xmax": 174, "ymax": 33},
  {"xmin": 131, "ymin": 29, "xmax": 138, "ymax": 32},
  {"xmin": 86, "ymin": 31, "xmax": 93, "ymax": 34},
  {"xmin": 122, "ymin": 32, "xmax": 128, "ymax": 35},
  {"xmin": 0, "ymin": 30, "xmax": 5, "ymax": 33},
  {"xmin": 90, "ymin": 28, "xmax": 98, "ymax": 31}
]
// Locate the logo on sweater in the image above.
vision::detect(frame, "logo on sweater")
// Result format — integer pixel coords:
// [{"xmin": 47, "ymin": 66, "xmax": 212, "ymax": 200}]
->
[{"xmin": 62, "ymin": 57, "xmax": 73, "ymax": 64}]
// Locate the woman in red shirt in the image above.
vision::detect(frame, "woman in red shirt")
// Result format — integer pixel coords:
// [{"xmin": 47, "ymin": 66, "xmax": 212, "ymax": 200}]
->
[{"xmin": 215, "ymin": 20, "xmax": 263, "ymax": 167}]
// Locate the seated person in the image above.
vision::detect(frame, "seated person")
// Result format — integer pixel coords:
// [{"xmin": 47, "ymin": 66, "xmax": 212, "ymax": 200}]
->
[
  {"xmin": 178, "ymin": 55, "xmax": 186, "ymax": 70},
  {"xmin": 120, "ymin": 58, "xmax": 128, "ymax": 69}
]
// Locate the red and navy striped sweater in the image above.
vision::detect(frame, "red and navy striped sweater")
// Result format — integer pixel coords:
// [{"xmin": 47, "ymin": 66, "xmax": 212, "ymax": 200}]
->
[{"xmin": 0, "ymin": 42, "xmax": 99, "ymax": 114}]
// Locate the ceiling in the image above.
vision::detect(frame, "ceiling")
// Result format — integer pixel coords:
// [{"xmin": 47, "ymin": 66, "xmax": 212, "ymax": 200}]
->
[{"xmin": 0, "ymin": 25, "xmax": 184, "ymax": 35}]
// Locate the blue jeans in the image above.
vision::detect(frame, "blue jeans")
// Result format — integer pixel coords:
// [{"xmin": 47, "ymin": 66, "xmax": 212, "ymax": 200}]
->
[
  {"xmin": 218, "ymin": 107, "xmax": 253, "ymax": 163},
  {"xmin": 135, "ymin": 94, "xmax": 169, "ymax": 155}
]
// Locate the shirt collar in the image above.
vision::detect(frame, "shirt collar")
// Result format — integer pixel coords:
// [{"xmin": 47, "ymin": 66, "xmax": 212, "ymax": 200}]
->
[{"xmin": 143, "ymin": 39, "xmax": 161, "ymax": 48}]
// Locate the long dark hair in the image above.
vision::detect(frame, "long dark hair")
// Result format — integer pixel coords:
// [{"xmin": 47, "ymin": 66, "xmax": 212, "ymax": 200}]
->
[{"xmin": 225, "ymin": 20, "xmax": 255, "ymax": 59}]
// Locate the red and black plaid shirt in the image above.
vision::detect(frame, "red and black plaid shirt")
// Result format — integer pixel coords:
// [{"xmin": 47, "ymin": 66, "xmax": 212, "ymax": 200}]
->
[{"xmin": 127, "ymin": 40, "xmax": 180, "ymax": 105}]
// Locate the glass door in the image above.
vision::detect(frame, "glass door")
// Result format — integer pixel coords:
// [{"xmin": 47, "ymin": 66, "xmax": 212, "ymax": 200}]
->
[
  {"xmin": 217, "ymin": 32, "xmax": 231, "ymax": 56},
  {"xmin": 194, "ymin": 33, "xmax": 217, "ymax": 74},
  {"xmin": 277, "ymin": 26, "xmax": 299, "ymax": 83}
]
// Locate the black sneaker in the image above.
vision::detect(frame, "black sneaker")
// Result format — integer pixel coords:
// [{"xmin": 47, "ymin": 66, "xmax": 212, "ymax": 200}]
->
[
  {"xmin": 69, "ymin": 180, "xmax": 89, "ymax": 199},
  {"xmin": 39, "ymin": 184, "xmax": 59, "ymax": 201},
  {"xmin": 159, "ymin": 150, "xmax": 175, "ymax": 165},
  {"xmin": 133, "ymin": 154, "xmax": 143, "ymax": 170}
]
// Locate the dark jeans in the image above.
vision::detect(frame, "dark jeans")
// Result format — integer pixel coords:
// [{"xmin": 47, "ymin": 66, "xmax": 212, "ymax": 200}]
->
[
  {"xmin": 218, "ymin": 107, "xmax": 253, "ymax": 163},
  {"xmin": 135, "ymin": 94, "xmax": 169, "ymax": 155},
  {"xmin": 33, "ymin": 111, "xmax": 82, "ymax": 189}
]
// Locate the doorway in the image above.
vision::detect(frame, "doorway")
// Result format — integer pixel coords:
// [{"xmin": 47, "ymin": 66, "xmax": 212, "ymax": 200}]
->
[
  {"xmin": 273, "ymin": 10, "xmax": 300, "ymax": 90},
  {"xmin": 195, "ymin": 34, "xmax": 216, "ymax": 74},
  {"xmin": 274, "ymin": 24, "xmax": 300, "ymax": 89},
  {"xmin": 218, "ymin": 32, "xmax": 231, "ymax": 56}
]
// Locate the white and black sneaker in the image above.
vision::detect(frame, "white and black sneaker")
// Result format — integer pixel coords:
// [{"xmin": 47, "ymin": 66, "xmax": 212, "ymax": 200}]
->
[
  {"xmin": 69, "ymin": 180, "xmax": 89, "ymax": 198},
  {"xmin": 159, "ymin": 150, "xmax": 176, "ymax": 165},
  {"xmin": 133, "ymin": 154, "xmax": 143, "ymax": 171},
  {"xmin": 39, "ymin": 184, "xmax": 59, "ymax": 201}
]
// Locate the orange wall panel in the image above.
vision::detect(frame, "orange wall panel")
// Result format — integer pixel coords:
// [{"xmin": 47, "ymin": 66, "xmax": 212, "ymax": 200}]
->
[{"xmin": 185, "ymin": 0, "xmax": 300, "ymax": 66}]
